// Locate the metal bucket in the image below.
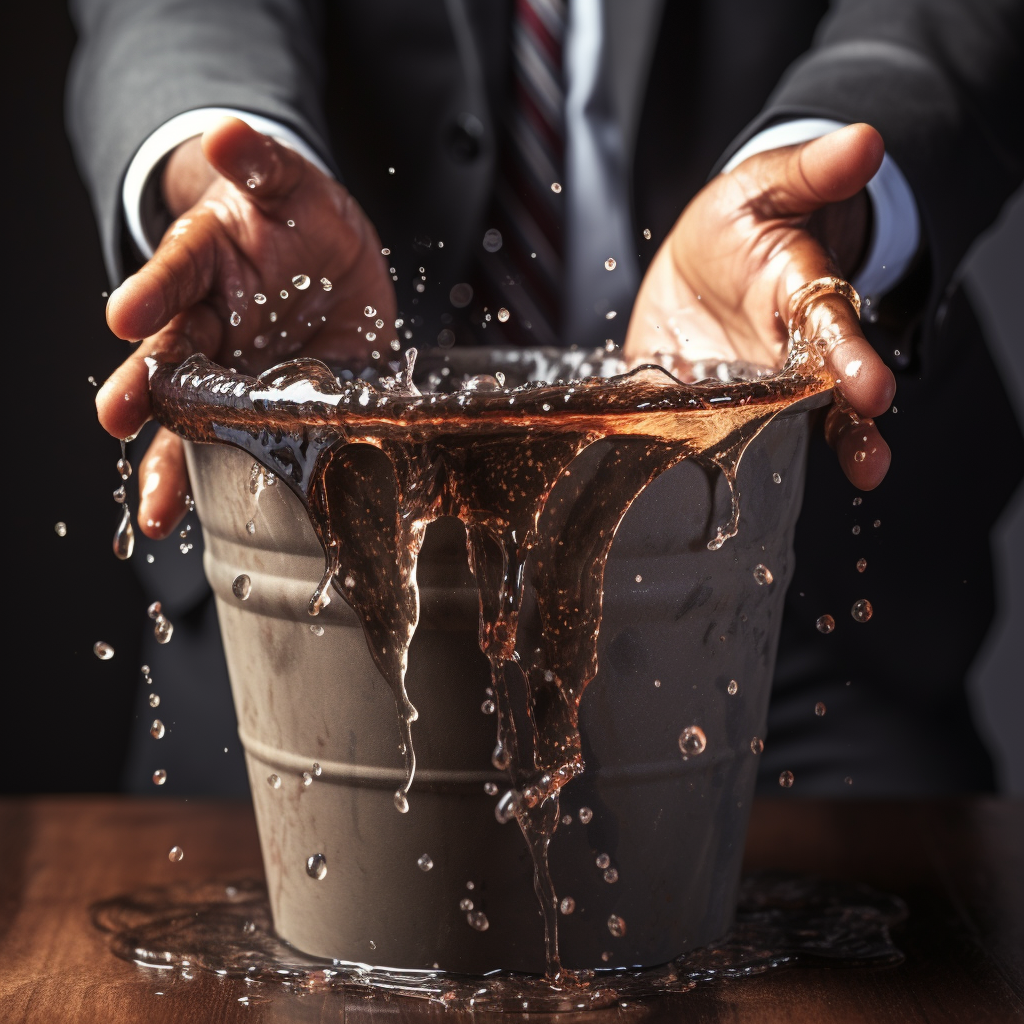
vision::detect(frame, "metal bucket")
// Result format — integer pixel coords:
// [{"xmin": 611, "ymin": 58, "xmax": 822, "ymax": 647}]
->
[{"xmin": 183, "ymin": 350, "xmax": 826, "ymax": 974}]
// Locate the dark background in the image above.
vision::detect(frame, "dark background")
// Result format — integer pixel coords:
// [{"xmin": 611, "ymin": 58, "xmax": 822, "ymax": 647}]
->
[
  {"xmin": 6, "ymin": 5, "xmax": 147, "ymax": 791},
  {"xmin": 4, "ymin": 3, "xmax": 1022, "ymax": 795}
]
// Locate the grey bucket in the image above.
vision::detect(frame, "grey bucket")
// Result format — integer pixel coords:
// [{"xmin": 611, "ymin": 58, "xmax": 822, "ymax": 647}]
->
[{"xmin": 182, "ymin": 348, "xmax": 827, "ymax": 975}]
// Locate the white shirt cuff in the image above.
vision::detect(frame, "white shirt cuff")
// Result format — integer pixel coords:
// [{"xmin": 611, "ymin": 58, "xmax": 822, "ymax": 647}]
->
[
  {"xmin": 122, "ymin": 107, "xmax": 334, "ymax": 260},
  {"xmin": 722, "ymin": 118, "xmax": 921, "ymax": 302}
]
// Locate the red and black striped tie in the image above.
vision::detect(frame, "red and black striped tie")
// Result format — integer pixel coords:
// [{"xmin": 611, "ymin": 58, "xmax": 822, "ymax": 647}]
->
[{"xmin": 478, "ymin": 0, "xmax": 566, "ymax": 346}]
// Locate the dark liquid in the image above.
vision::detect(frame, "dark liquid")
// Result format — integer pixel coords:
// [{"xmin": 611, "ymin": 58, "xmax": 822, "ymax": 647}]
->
[
  {"xmin": 150, "ymin": 343, "xmax": 830, "ymax": 977},
  {"xmin": 92, "ymin": 873, "xmax": 904, "ymax": 1011}
]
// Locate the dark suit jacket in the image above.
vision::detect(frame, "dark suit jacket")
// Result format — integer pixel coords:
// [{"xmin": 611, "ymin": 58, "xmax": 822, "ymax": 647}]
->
[{"xmin": 65, "ymin": 0, "xmax": 1024, "ymax": 795}]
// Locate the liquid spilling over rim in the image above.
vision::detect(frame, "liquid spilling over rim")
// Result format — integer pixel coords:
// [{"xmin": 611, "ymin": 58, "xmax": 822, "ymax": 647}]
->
[{"xmin": 147, "ymin": 341, "xmax": 832, "ymax": 980}]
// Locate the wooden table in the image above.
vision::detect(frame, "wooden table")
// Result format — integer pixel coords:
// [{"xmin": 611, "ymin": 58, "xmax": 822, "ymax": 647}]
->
[{"xmin": 1, "ymin": 797, "xmax": 1021, "ymax": 1023}]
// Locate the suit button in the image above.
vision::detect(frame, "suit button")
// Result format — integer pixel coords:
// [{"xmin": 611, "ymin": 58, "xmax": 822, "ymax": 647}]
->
[{"xmin": 447, "ymin": 112, "xmax": 484, "ymax": 162}]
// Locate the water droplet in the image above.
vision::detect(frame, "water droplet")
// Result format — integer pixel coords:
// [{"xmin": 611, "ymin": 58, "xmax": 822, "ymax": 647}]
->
[
  {"xmin": 852, "ymin": 495, "xmax": 863, "ymax": 506},
  {"xmin": 550, "ymin": 182, "xmax": 562, "ymax": 193},
  {"xmin": 313, "ymin": 763, "xmax": 322, "ymax": 776},
  {"xmin": 168, "ymin": 846, "xmax": 184, "ymax": 863},
  {"xmin": 727, "ymin": 679, "xmax": 739, "ymax": 695},
  {"xmin": 152, "ymin": 769, "xmax": 167, "ymax": 785},
  {"xmin": 596, "ymin": 853, "xmax": 611, "ymax": 870},
  {"xmin": 466, "ymin": 881, "xmax": 475, "ymax": 891},
  {"xmin": 494, "ymin": 790, "xmax": 515, "ymax": 824},
  {"xmin": 856, "ymin": 557, "xmax": 867, "ymax": 572},
  {"xmin": 306, "ymin": 853, "xmax": 327, "ymax": 880},
  {"xmin": 852, "ymin": 525, "xmax": 861, "ymax": 535},
  {"xmin": 253, "ymin": 293, "xmax": 267, "ymax": 306},
  {"xmin": 366, "ymin": 332, "xmax": 377, "ymax": 342},
  {"xmin": 310, "ymin": 624, "xmax": 324, "ymax": 636},
  {"xmin": 154, "ymin": 615, "xmax": 174, "ymax": 645},
  {"xmin": 491, "ymin": 741, "xmax": 510, "ymax": 772},
  {"xmin": 246, "ymin": 177, "xmax": 259, "ymax": 189},
  {"xmin": 54, "ymin": 521, "xmax": 67, "ymax": 537},
  {"xmin": 604, "ymin": 257, "xmax": 617, "ymax": 271},
  {"xmin": 578, "ymin": 806, "xmax": 593, "ymax": 824},
  {"xmin": 815, "ymin": 701, "xmax": 827, "ymax": 717},
  {"xmin": 466, "ymin": 911, "xmax": 489, "ymax": 931},
  {"xmin": 149, "ymin": 693, "xmax": 160, "ymax": 708},
  {"xmin": 851, "ymin": 599, "xmax": 873, "ymax": 622},
  {"xmin": 292, "ymin": 274, "xmax": 310, "ymax": 290},
  {"xmin": 459, "ymin": 897, "xmax": 474, "ymax": 911},
  {"xmin": 117, "ymin": 458, "xmax": 132, "ymax": 481},
  {"xmin": 93, "ymin": 641, "xmax": 114, "ymax": 661},
  {"xmin": 634, "ymin": 574, "xmax": 643, "ymax": 584},
  {"xmin": 773, "ymin": 472, "xmax": 782, "ymax": 484},
  {"xmin": 654, "ymin": 678, "xmax": 662, "ymax": 688},
  {"xmin": 417, "ymin": 854, "xmax": 433, "ymax": 871},
  {"xmin": 286, "ymin": 219, "xmax": 295, "ymax": 228},
  {"xmin": 603, "ymin": 868, "xmax": 619, "ymax": 884},
  {"xmin": 607, "ymin": 914, "xmax": 627, "ymax": 938},
  {"xmin": 845, "ymin": 776, "xmax": 853, "ymax": 785},
  {"xmin": 482, "ymin": 228, "xmax": 503, "ymax": 252},
  {"xmin": 394, "ymin": 790, "xmax": 409, "ymax": 814},
  {"xmin": 751, "ymin": 736, "xmax": 764, "ymax": 754},
  {"xmin": 779, "ymin": 770, "xmax": 795, "ymax": 788},
  {"xmin": 483, "ymin": 781, "xmax": 499, "ymax": 796},
  {"xmin": 268, "ymin": 774, "xmax": 281, "ymax": 789},
  {"xmin": 113, "ymin": 506, "xmax": 135, "ymax": 560},
  {"xmin": 363, "ymin": 305, "xmax": 377, "ymax": 318},
  {"xmin": 753, "ymin": 563, "xmax": 773, "ymax": 585},
  {"xmin": 232, "ymin": 574, "xmax": 251, "ymax": 600},
  {"xmin": 678, "ymin": 724, "xmax": 707, "ymax": 757},
  {"xmin": 150, "ymin": 719, "xmax": 165, "ymax": 739},
  {"xmin": 643, "ymin": 228, "xmax": 652, "ymax": 240},
  {"xmin": 148, "ymin": 601, "xmax": 161, "ymax": 618},
  {"xmin": 873, "ymin": 519, "xmax": 881, "ymax": 528},
  {"xmin": 302, "ymin": 771, "xmax": 313, "ymax": 786},
  {"xmin": 112, "ymin": 485, "xmax": 127, "ymax": 504},
  {"xmin": 495, "ymin": 307, "xmax": 511, "ymax": 324},
  {"xmin": 480, "ymin": 699, "xmax": 496, "ymax": 715},
  {"xmin": 229, "ymin": 311, "xmax": 242, "ymax": 326},
  {"xmin": 245, "ymin": 519, "xmax": 256, "ymax": 535},
  {"xmin": 558, "ymin": 897, "xmax": 578, "ymax": 917},
  {"xmin": 816, "ymin": 614, "xmax": 836, "ymax": 634}
]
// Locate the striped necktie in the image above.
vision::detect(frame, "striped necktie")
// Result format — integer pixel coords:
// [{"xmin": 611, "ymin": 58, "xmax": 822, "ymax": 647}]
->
[{"xmin": 476, "ymin": 0, "xmax": 567, "ymax": 346}]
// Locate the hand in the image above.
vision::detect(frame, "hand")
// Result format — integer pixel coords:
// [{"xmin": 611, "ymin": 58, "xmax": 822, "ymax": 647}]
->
[
  {"xmin": 624, "ymin": 123, "xmax": 897, "ymax": 490},
  {"xmin": 96, "ymin": 117, "xmax": 396, "ymax": 538}
]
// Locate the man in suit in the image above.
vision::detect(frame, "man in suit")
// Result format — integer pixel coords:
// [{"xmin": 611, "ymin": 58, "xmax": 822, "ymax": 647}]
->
[{"xmin": 67, "ymin": 0, "xmax": 1023, "ymax": 795}]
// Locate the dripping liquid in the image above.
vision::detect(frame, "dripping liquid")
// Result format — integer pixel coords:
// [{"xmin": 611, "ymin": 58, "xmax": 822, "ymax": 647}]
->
[{"xmin": 148, "ymin": 341, "xmax": 832, "ymax": 983}]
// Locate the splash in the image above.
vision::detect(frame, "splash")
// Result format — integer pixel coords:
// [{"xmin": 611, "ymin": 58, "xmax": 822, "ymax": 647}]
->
[{"xmin": 148, "ymin": 336, "xmax": 832, "ymax": 975}]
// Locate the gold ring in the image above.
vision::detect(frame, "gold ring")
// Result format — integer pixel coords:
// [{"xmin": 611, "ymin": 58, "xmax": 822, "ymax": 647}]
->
[{"xmin": 787, "ymin": 277, "xmax": 862, "ymax": 343}]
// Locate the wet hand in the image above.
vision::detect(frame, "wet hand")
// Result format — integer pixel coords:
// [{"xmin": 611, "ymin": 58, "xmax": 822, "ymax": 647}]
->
[
  {"xmin": 96, "ymin": 117, "xmax": 395, "ymax": 537},
  {"xmin": 624, "ymin": 123, "xmax": 896, "ymax": 490}
]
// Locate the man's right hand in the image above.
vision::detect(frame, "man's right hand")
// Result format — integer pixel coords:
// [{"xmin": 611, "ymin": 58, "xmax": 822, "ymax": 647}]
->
[{"xmin": 97, "ymin": 117, "xmax": 396, "ymax": 539}]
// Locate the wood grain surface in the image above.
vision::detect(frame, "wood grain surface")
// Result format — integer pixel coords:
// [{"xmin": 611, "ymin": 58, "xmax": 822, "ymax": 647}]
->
[{"xmin": 1, "ymin": 796, "xmax": 1021, "ymax": 1023}]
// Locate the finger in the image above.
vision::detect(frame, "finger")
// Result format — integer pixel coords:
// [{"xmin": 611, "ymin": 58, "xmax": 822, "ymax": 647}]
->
[
  {"xmin": 745, "ymin": 123, "xmax": 885, "ymax": 217},
  {"xmin": 200, "ymin": 116, "xmax": 310, "ymax": 210},
  {"xmin": 106, "ymin": 208, "xmax": 222, "ymax": 341},
  {"xmin": 792, "ymin": 290, "xmax": 897, "ymax": 417},
  {"xmin": 825, "ymin": 402, "xmax": 891, "ymax": 489},
  {"xmin": 138, "ymin": 427, "xmax": 191, "ymax": 539},
  {"xmin": 96, "ymin": 303, "xmax": 222, "ymax": 440}
]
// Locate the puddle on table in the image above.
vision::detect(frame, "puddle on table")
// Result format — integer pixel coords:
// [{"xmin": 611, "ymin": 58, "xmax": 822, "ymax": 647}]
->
[{"xmin": 92, "ymin": 872, "xmax": 905, "ymax": 1012}]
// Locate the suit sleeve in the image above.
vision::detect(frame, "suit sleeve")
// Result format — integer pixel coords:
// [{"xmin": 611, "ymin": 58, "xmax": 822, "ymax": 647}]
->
[
  {"xmin": 715, "ymin": 0, "xmax": 1023, "ymax": 353},
  {"xmin": 65, "ymin": 0, "xmax": 334, "ymax": 284}
]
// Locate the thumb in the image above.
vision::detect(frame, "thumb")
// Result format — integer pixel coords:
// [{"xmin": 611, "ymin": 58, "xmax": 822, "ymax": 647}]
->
[
  {"xmin": 200, "ymin": 116, "xmax": 312, "ymax": 210},
  {"xmin": 739, "ymin": 123, "xmax": 885, "ymax": 217}
]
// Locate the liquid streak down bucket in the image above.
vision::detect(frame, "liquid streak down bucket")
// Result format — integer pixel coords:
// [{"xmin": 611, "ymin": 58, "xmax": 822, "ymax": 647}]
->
[{"xmin": 182, "ymin": 350, "xmax": 827, "ymax": 975}]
